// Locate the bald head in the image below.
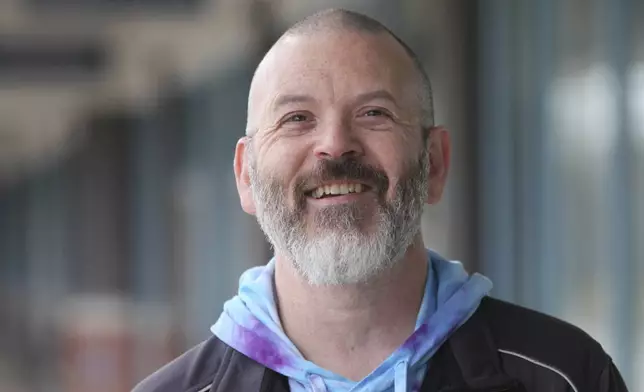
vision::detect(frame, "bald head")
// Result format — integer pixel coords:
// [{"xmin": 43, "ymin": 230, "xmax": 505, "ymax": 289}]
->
[
  {"xmin": 284, "ymin": 8, "xmax": 391, "ymax": 35},
  {"xmin": 247, "ymin": 9, "xmax": 434, "ymax": 136}
]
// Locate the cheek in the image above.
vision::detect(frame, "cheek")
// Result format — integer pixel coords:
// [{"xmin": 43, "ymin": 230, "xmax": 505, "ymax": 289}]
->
[
  {"xmin": 258, "ymin": 143, "xmax": 308, "ymax": 191},
  {"xmin": 363, "ymin": 139, "xmax": 407, "ymax": 189}
]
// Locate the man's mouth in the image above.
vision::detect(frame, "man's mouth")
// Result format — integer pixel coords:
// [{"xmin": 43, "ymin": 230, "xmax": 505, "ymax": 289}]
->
[{"xmin": 307, "ymin": 182, "xmax": 370, "ymax": 199}]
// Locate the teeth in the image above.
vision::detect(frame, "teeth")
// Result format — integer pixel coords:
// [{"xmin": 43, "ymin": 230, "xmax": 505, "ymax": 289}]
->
[{"xmin": 311, "ymin": 183, "xmax": 366, "ymax": 198}]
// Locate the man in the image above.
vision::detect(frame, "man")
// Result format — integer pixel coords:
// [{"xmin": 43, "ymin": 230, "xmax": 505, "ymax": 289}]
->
[{"xmin": 134, "ymin": 8, "xmax": 627, "ymax": 392}]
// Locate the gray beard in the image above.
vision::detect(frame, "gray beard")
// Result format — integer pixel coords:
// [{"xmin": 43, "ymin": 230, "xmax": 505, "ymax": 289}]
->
[{"xmin": 248, "ymin": 150, "xmax": 429, "ymax": 286}]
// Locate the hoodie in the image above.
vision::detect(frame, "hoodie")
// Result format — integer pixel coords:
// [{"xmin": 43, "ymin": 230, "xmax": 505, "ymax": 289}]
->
[{"xmin": 211, "ymin": 250, "xmax": 493, "ymax": 392}]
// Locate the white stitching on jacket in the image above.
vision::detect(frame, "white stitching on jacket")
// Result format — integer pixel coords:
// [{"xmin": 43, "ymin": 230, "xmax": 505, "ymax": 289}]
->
[
  {"xmin": 498, "ymin": 349, "xmax": 579, "ymax": 392},
  {"xmin": 196, "ymin": 383, "xmax": 213, "ymax": 392}
]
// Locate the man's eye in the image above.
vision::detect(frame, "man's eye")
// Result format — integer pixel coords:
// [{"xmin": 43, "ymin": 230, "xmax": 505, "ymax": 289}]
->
[
  {"xmin": 364, "ymin": 109, "xmax": 387, "ymax": 117},
  {"xmin": 286, "ymin": 113, "xmax": 308, "ymax": 122}
]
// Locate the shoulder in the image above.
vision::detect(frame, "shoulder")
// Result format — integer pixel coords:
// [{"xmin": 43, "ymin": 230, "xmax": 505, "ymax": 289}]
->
[
  {"xmin": 480, "ymin": 296, "xmax": 606, "ymax": 355},
  {"xmin": 132, "ymin": 335, "xmax": 230, "ymax": 392},
  {"xmin": 479, "ymin": 297, "xmax": 617, "ymax": 391}
]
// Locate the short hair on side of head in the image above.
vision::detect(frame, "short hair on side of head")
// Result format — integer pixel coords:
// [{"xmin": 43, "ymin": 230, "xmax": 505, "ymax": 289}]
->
[{"xmin": 283, "ymin": 8, "xmax": 434, "ymax": 130}]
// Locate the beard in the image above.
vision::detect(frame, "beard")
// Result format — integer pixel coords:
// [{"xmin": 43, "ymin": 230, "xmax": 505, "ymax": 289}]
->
[{"xmin": 248, "ymin": 149, "xmax": 429, "ymax": 286}]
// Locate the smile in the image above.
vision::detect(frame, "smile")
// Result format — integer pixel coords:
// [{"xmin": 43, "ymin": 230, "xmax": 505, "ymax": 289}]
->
[{"xmin": 309, "ymin": 182, "xmax": 369, "ymax": 199}]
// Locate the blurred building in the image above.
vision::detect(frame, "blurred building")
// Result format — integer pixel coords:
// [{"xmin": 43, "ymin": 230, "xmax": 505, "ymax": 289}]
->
[{"xmin": 0, "ymin": 0, "xmax": 642, "ymax": 391}]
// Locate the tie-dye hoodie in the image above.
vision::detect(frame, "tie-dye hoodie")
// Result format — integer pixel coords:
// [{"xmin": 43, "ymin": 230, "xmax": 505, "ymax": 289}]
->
[{"xmin": 211, "ymin": 249, "xmax": 493, "ymax": 392}]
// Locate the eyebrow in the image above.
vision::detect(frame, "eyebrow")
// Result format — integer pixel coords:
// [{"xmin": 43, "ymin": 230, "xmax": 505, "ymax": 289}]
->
[
  {"xmin": 270, "ymin": 89, "xmax": 400, "ymax": 112},
  {"xmin": 352, "ymin": 89, "xmax": 400, "ymax": 108},
  {"xmin": 271, "ymin": 94, "xmax": 315, "ymax": 112}
]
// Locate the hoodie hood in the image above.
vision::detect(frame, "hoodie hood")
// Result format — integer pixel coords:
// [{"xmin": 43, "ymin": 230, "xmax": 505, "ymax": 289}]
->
[{"xmin": 211, "ymin": 250, "xmax": 493, "ymax": 392}]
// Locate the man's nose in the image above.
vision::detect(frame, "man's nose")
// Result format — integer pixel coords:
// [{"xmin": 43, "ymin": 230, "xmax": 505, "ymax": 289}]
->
[{"xmin": 313, "ymin": 122, "xmax": 364, "ymax": 160}]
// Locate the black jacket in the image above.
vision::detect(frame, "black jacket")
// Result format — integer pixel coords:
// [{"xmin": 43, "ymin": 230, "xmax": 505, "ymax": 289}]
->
[{"xmin": 132, "ymin": 297, "xmax": 628, "ymax": 392}]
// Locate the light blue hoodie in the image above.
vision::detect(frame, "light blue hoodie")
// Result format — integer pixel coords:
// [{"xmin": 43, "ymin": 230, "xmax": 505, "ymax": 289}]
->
[{"xmin": 211, "ymin": 250, "xmax": 492, "ymax": 392}]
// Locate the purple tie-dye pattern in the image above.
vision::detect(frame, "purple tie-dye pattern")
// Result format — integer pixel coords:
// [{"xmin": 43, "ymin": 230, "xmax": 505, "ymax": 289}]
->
[
  {"xmin": 234, "ymin": 318, "xmax": 294, "ymax": 370},
  {"xmin": 402, "ymin": 323, "xmax": 429, "ymax": 353},
  {"xmin": 211, "ymin": 250, "xmax": 493, "ymax": 392}
]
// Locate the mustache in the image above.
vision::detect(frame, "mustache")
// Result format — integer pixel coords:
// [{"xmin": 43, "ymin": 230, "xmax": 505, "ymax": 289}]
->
[{"xmin": 294, "ymin": 158, "xmax": 389, "ymax": 195}]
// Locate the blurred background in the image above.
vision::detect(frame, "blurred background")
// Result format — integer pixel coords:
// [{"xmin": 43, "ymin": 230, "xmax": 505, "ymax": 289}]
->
[{"xmin": 0, "ymin": 0, "xmax": 642, "ymax": 391}]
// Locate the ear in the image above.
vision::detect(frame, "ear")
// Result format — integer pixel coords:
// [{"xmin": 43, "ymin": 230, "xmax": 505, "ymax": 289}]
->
[
  {"xmin": 425, "ymin": 126, "xmax": 451, "ymax": 204},
  {"xmin": 233, "ymin": 137, "xmax": 257, "ymax": 215}
]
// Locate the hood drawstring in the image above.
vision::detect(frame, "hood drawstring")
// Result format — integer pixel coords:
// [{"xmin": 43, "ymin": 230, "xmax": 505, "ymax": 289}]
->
[
  {"xmin": 308, "ymin": 373, "xmax": 329, "ymax": 392},
  {"xmin": 308, "ymin": 362, "xmax": 409, "ymax": 392},
  {"xmin": 394, "ymin": 360, "xmax": 409, "ymax": 392}
]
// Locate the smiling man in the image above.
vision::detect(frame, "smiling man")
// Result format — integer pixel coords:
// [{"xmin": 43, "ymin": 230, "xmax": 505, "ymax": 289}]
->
[{"xmin": 133, "ymin": 8, "xmax": 627, "ymax": 392}]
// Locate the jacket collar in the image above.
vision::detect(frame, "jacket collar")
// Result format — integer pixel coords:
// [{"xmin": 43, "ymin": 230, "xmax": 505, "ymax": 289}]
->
[{"xmin": 419, "ymin": 298, "xmax": 525, "ymax": 392}]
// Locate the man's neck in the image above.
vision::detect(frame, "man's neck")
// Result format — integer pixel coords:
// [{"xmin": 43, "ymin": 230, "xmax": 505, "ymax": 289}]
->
[{"xmin": 273, "ymin": 236, "xmax": 428, "ymax": 381}]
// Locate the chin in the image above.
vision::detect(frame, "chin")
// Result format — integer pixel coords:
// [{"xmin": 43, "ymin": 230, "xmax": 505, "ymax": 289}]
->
[{"xmin": 290, "ymin": 231, "xmax": 398, "ymax": 286}]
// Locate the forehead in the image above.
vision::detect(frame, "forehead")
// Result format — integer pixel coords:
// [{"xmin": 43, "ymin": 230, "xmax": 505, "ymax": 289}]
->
[{"xmin": 252, "ymin": 30, "xmax": 417, "ymax": 108}]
